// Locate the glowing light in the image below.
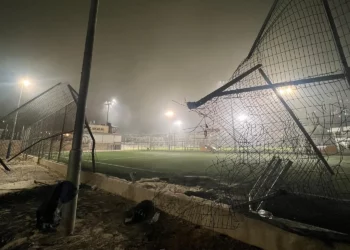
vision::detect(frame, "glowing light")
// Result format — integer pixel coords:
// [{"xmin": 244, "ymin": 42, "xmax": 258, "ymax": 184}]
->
[
  {"xmin": 105, "ymin": 98, "xmax": 117, "ymax": 106},
  {"xmin": 278, "ymin": 86, "xmax": 293, "ymax": 95},
  {"xmin": 165, "ymin": 110, "xmax": 174, "ymax": 118},
  {"xmin": 237, "ymin": 114, "xmax": 248, "ymax": 121},
  {"xmin": 174, "ymin": 120, "xmax": 182, "ymax": 126},
  {"xmin": 22, "ymin": 79, "xmax": 31, "ymax": 87}
]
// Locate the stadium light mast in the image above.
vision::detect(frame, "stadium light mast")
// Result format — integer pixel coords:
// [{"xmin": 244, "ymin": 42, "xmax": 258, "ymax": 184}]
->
[
  {"xmin": 63, "ymin": 0, "xmax": 99, "ymax": 235},
  {"xmin": 105, "ymin": 98, "xmax": 116, "ymax": 124},
  {"xmin": 6, "ymin": 78, "xmax": 31, "ymax": 159}
]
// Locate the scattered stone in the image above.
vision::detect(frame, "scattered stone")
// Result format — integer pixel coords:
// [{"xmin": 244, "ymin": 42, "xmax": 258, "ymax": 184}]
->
[
  {"xmin": 138, "ymin": 177, "xmax": 160, "ymax": 183},
  {"xmin": 2, "ymin": 237, "xmax": 28, "ymax": 250},
  {"xmin": 29, "ymin": 245, "xmax": 41, "ymax": 249},
  {"xmin": 0, "ymin": 182, "xmax": 261, "ymax": 250},
  {"xmin": 102, "ymin": 233, "xmax": 113, "ymax": 239},
  {"xmin": 140, "ymin": 183, "xmax": 157, "ymax": 189},
  {"xmin": 149, "ymin": 211, "xmax": 160, "ymax": 224},
  {"xmin": 114, "ymin": 233, "xmax": 125, "ymax": 241},
  {"xmin": 258, "ymin": 209, "xmax": 273, "ymax": 219},
  {"xmin": 91, "ymin": 185, "xmax": 97, "ymax": 190},
  {"xmin": 92, "ymin": 227, "xmax": 103, "ymax": 234}
]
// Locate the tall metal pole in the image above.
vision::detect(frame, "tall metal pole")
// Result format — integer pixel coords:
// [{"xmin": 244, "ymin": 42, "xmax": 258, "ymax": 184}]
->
[
  {"xmin": 6, "ymin": 83, "xmax": 24, "ymax": 159},
  {"xmin": 63, "ymin": 0, "xmax": 99, "ymax": 235},
  {"xmin": 322, "ymin": 0, "xmax": 350, "ymax": 85},
  {"xmin": 106, "ymin": 102, "xmax": 110, "ymax": 124}
]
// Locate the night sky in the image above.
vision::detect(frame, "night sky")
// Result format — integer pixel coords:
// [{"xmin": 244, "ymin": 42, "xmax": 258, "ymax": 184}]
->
[{"xmin": 0, "ymin": 0, "xmax": 272, "ymax": 133}]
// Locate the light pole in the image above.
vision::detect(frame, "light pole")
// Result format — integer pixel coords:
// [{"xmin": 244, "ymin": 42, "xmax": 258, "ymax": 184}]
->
[
  {"xmin": 6, "ymin": 79, "xmax": 31, "ymax": 159},
  {"xmin": 63, "ymin": 0, "xmax": 99, "ymax": 235},
  {"xmin": 105, "ymin": 98, "xmax": 116, "ymax": 124},
  {"xmin": 165, "ymin": 110, "xmax": 174, "ymax": 150}
]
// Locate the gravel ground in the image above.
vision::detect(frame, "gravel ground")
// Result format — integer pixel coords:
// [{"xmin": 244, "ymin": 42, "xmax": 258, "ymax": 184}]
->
[
  {"xmin": 0, "ymin": 163, "xmax": 61, "ymax": 195},
  {"xmin": 0, "ymin": 184, "xmax": 260, "ymax": 250}
]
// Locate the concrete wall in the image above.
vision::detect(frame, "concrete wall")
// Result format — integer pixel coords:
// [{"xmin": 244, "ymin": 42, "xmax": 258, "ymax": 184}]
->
[
  {"xmin": 37, "ymin": 158, "xmax": 349, "ymax": 250},
  {"xmin": 93, "ymin": 134, "xmax": 121, "ymax": 143}
]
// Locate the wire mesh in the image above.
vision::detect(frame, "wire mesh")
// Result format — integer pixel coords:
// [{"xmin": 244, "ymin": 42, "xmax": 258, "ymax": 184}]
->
[
  {"xmin": 187, "ymin": 0, "xmax": 350, "ymax": 233},
  {"xmin": 121, "ymin": 132, "xmax": 219, "ymax": 151},
  {"xmin": 0, "ymin": 83, "xmax": 95, "ymax": 172}
]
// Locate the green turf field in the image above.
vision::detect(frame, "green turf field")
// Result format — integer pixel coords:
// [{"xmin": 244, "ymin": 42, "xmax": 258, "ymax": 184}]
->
[
  {"xmin": 91, "ymin": 150, "xmax": 222, "ymax": 178},
  {"xmin": 71, "ymin": 150, "xmax": 350, "ymax": 181}
]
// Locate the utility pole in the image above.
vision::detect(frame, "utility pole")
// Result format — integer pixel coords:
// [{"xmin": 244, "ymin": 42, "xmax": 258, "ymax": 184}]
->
[
  {"xmin": 106, "ymin": 102, "xmax": 110, "ymax": 124},
  {"xmin": 6, "ymin": 80, "xmax": 30, "ymax": 159},
  {"xmin": 63, "ymin": 0, "xmax": 99, "ymax": 235}
]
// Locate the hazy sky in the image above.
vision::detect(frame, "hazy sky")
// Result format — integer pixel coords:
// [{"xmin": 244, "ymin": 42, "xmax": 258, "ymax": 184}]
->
[{"xmin": 0, "ymin": 0, "xmax": 273, "ymax": 133}]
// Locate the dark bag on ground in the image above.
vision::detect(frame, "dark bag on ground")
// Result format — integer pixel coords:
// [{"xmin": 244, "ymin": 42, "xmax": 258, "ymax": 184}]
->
[{"xmin": 36, "ymin": 181, "xmax": 77, "ymax": 232}]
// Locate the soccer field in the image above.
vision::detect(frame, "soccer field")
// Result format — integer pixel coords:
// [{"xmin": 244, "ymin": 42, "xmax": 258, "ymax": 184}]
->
[
  {"xmin": 78, "ymin": 150, "xmax": 350, "ymax": 181},
  {"xmin": 89, "ymin": 151, "xmax": 222, "ymax": 179}
]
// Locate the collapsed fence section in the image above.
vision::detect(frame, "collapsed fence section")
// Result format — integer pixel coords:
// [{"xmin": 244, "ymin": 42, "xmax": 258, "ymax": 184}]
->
[
  {"xmin": 0, "ymin": 83, "xmax": 96, "ymax": 172},
  {"xmin": 185, "ymin": 0, "xmax": 350, "ymax": 234}
]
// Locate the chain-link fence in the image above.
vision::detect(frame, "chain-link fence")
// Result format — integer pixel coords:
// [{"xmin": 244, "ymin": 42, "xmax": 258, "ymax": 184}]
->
[
  {"xmin": 183, "ymin": 0, "xmax": 350, "ymax": 235},
  {"xmin": 2, "ymin": 0, "xmax": 350, "ymax": 238},
  {"xmin": 121, "ymin": 131, "xmax": 220, "ymax": 151},
  {"xmin": 0, "ymin": 83, "xmax": 95, "ymax": 172}
]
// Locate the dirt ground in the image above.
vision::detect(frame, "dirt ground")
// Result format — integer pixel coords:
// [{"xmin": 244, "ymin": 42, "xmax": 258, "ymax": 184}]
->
[
  {"xmin": 0, "ymin": 163, "xmax": 60, "ymax": 195},
  {"xmin": 0, "ymin": 184, "xmax": 260, "ymax": 250}
]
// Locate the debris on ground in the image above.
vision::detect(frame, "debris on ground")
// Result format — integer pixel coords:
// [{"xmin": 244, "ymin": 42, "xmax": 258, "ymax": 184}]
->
[
  {"xmin": 0, "ymin": 164, "xmax": 61, "ymax": 195},
  {"xmin": 124, "ymin": 200, "xmax": 156, "ymax": 225},
  {"xmin": 36, "ymin": 181, "xmax": 77, "ymax": 232},
  {"xmin": 0, "ymin": 184, "xmax": 260, "ymax": 250}
]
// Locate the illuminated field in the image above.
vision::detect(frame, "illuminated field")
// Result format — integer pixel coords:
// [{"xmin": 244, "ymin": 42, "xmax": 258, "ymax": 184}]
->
[
  {"xmin": 86, "ymin": 150, "xmax": 222, "ymax": 179},
  {"xmin": 61, "ymin": 150, "xmax": 350, "ymax": 181}
]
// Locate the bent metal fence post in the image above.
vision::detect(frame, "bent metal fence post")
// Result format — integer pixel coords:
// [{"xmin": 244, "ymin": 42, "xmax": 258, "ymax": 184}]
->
[
  {"xmin": 0, "ymin": 83, "xmax": 96, "ymax": 173},
  {"xmin": 186, "ymin": 0, "xmax": 350, "ymax": 234}
]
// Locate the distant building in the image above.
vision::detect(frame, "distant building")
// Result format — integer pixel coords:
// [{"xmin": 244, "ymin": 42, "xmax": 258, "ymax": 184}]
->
[{"xmin": 87, "ymin": 123, "xmax": 121, "ymax": 151}]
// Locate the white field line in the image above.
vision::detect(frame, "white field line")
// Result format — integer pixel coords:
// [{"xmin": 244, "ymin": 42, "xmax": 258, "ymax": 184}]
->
[
  {"xmin": 96, "ymin": 155, "xmax": 152, "ymax": 161},
  {"xmin": 96, "ymin": 155, "xmax": 181, "ymax": 161},
  {"xmin": 59, "ymin": 155, "xmax": 164, "ymax": 173},
  {"xmin": 94, "ymin": 161, "xmax": 161, "ymax": 173}
]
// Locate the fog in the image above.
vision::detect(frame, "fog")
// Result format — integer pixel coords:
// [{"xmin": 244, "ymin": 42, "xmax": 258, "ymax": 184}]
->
[{"xmin": 0, "ymin": 0, "xmax": 273, "ymax": 133}]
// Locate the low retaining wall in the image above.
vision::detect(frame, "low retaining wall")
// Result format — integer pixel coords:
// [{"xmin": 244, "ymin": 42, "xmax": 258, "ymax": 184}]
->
[{"xmin": 38, "ymin": 158, "xmax": 349, "ymax": 250}]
